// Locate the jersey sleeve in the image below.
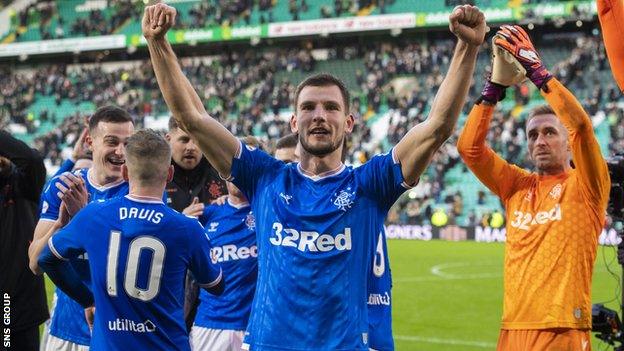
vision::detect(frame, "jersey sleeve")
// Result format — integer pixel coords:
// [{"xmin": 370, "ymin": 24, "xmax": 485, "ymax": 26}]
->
[
  {"xmin": 355, "ymin": 150, "xmax": 411, "ymax": 210},
  {"xmin": 48, "ymin": 205, "xmax": 91, "ymax": 259},
  {"xmin": 39, "ymin": 175, "xmax": 64, "ymax": 221},
  {"xmin": 598, "ymin": 0, "xmax": 624, "ymax": 92},
  {"xmin": 52, "ymin": 159, "xmax": 76, "ymax": 178},
  {"xmin": 38, "ymin": 244, "xmax": 94, "ymax": 308},
  {"xmin": 186, "ymin": 220, "xmax": 222, "ymax": 288},
  {"xmin": 199, "ymin": 204, "xmax": 217, "ymax": 227},
  {"xmin": 230, "ymin": 140, "xmax": 284, "ymax": 202},
  {"xmin": 541, "ymin": 78, "xmax": 611, "ymax": 209},
  {"xmin": 457, "ymin": 103, "xmax": 528, "ymax": 201}
]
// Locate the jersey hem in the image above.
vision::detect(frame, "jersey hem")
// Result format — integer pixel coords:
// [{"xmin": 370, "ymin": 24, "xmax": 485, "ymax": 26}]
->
[
  {"xmin": 244, "ymin": 342, "xmax": 368, "ymax": 351},
  {"xmin": 198, "ymin": 268, "xmax": 223, "ymax": 288},
  {"xmin": 48, "ymin": 329, "xmax": 90, "ymax": 346},
  {"xmin": 501, "ymin": 321, "xmax": 591, "ymax": 329},
  {"xmin": 192, "ymin": 324, "xmax": 246, "ymax": 332}
]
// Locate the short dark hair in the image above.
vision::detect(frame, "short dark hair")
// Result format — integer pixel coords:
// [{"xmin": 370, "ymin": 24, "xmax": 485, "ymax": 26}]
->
[
  {"xmin": 88, "ymin": 105, "xmax": 133, "ymax": 132},
  {"xmin": 126, "ymin": 129, "xmax": 171, "ymax": 185},
  {"xmin": 527, "ymin": 104, "xmax": 556, "ymax": 123},
  {"xmin": 168, "ymin": 116, "xmax": 179, "ymax": 131},
  {"xmin": 276, "ymin": 133, "xmax": 298, "ymax": 150},
  {"xmin": 294, "ymin": 73, "xmax": 350, "ymax": 113}
]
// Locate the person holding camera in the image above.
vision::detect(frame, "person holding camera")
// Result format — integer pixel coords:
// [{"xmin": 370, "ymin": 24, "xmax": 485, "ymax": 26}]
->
[{"xmin": 0, "ymin": 130, "xmax": 49, "ymax": 351}]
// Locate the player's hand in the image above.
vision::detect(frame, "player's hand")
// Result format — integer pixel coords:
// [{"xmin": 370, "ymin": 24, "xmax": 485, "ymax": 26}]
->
[
  {"xmin": 84, "ymin": 306, "xmax": 95, "ymax": 332},
  {"xmin": 57, "ymin": 201, "xmax": 71, "ymax": 227},
  {"xmin": 72, "ymin": 127, "xmax": 89, "ymax": 161},
  {"xmin": 449, "ymin": 5, "xmax": 487, "ymax": 46},
  {"xmin": 211, "ymin": 195, "xmax": 228, "ymax": 206},
  {"xmin": 142, "ymin": 3, "xmax": 176, "ymax": 41},
  {"xmin": 494, "ymin": 25, "xmax": 552, "ymax": 89},
  {"xmin": 183, "ymin": 197, "xmax": 204, "ymax": 217},
  {"xmin": 55, "ymin": 172, "xmax": 88, "ymax": 217}
]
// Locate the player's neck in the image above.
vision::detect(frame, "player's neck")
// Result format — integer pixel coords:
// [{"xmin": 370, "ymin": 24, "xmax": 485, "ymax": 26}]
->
[
  {"xmin": 298, "ymin": 152, "xmax": 344, "ymax": 177},
  {"xmin": 89, "ymin": 168, "xmax": 123, "ymax": 188},
  {"xmin": 227, "ymin": 194, "xmax": 248, "ymax": 207},
  {"xmin": 537, "ymin": 163, "xmax": 571, "ymax": 176},
  {"xmin": 128, "ymin": 183, "xmax": 165, "ymax": 201}
]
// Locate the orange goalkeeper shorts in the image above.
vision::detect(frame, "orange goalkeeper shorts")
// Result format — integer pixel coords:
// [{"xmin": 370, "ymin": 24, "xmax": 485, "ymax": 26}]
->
[{"xmin": 496, "ymin": 328, "xmax": 591, "ymax": 351}]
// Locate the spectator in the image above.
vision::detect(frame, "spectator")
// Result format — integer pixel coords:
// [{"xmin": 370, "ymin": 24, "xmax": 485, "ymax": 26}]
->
[{"xmin": 0, "ymin": 130, "xmax": 49, "ymax": 351}]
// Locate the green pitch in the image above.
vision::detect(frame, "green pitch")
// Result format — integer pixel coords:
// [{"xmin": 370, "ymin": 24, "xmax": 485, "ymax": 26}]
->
[
  {"xmin": 44, "ymin": 240, "xmax": 620, "ymax": 350},
  {"xmin": 389, "ymin": 240, "xmax": 620, "ymax": 351}
]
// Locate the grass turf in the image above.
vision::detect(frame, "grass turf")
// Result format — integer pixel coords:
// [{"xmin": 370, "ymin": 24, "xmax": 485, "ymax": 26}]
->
[{"xmin": 44, "ymin": 239, "xmax": 620, "ymax": 350}]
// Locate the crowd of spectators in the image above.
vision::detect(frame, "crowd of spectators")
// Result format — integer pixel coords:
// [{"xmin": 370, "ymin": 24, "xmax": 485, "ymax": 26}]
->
[
  {"xmin": 9, "ymin": 0, "xmax": 407, "ymax": 43},
  {"xmin": 1, "ymin": 31, "xmax": 622, "ymax": 226}
]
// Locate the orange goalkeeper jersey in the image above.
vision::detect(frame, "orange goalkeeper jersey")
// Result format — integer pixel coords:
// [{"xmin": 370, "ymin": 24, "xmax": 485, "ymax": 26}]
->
[
  {"xmin": 598, "ymin": 0, "xmax": 624, "ymax": 91},
  {"xmin": 457, "ymin": 78, "xmax": 610, "ymax": 330}
]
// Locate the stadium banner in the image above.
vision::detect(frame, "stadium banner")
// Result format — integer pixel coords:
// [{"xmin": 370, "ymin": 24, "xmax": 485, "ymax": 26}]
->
[
  {"xmin": 267, "ymin": 13, "xmax": 416, "ymax": 37},
  {"xmin": 415, "ymin": 0, "xmax": 595, "ymax": 26},
  {"xmin": 385, "ymin": 224, "xmax": 621, "ymax": 246},
  {"xmin": 128, "ymin": 25, "xmax": 267, "ymax": 47},
  {"xmin": 0, "ymin": 34, "xmax": 126, "ymax": 57}
]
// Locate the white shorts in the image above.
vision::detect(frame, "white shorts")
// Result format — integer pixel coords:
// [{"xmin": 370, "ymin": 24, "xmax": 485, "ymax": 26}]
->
[
  {"xmin": 190, "ymin": 326, "xmax": 245, "ymax": 351},
  {"xmin": 43, "ymin": 335, "xmax": 89, "ymax": 351}
]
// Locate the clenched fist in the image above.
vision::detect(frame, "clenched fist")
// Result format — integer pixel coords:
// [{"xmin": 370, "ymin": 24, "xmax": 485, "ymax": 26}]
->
[
  {"xmin": 142, "ymin": 3, "xmax": 177, "ymax": 40},
  {"xmin": 449, "ymin": 5, "xmax": 487, "ymax": 47}
]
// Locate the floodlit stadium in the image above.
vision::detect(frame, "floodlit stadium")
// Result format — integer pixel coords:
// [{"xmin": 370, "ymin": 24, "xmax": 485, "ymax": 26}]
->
[{"xmin": 1, "ymin": 0, "xmax": 623, "ymax": 350}]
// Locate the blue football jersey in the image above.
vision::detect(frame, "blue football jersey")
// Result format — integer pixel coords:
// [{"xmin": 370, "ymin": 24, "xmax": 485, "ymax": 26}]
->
[
  {"xmin": 230, "ymin": 142, "xmax": 408, "ymax": 350},
  {"xmin": 39, "ymin": 168, "xmax": 129, "ymax": 345},
  {"xmin": 48, "ymin": 195, "xmax": 222, "ymax": 351},
  {"xmin": 367, "ymin": 229, "xmax": 394, "ymax": 351},
  {"xmin": 194, "ymin": 200, "xmax": 257, "ymax": 331}
]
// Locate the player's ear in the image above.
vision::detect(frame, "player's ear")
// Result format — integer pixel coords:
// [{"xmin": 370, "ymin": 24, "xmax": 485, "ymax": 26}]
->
[
  {"xmin": 85, "ymin": 131, "xmax": 94, "ymax": 152},
  {"xmin": 290, "ymin": 114, "xmax": 298, "ymax": 134},
  {"xmin": 167, "ymin": 165, "xmax": 174, "ymax": 182},
  {"xmin": 121, "ymin": 164, "xmax": 129, "ymax": 182},
  {"xmin": 165, "ymin": 133, "xmax": 171, "ymax": 142},
  {"xmin": 345, "ymin": 113, "xmax": 354, "ymax": 134}
]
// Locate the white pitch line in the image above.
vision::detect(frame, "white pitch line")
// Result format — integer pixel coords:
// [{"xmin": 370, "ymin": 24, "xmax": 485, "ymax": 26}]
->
[
  {"xmin": 395, "ymin": 273, "xmax": 501, "ymax": 283},
  {"xmin": 394, "ymin": 334, "xmax": 496, "ymax": 348},
  {"xmin": 394, "ymin": 262, "xmax": 610, "ymax": 283}
]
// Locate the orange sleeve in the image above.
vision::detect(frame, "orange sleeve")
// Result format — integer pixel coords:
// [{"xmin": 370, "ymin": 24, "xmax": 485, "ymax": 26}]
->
[
  {"xmin": 457, "ymin": 103, "xmax": 528, "ymax": 201},
  {"xmin": 541, "ymin": 78, "xmax": 611, "ymax": 209},
  {"xmin": 598, "ymin": 0, "xmax": 624, "ymax": 91}
]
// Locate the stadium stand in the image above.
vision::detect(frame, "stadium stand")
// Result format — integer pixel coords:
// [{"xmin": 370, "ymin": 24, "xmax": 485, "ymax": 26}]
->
[
  {"xmin": 3, "ymin": 0, "xmax": 528, "ymax": 43},
  {"xmin": 2, "ymin": 29, "xmax": 621, "ymax": 228},
  {"xmin": 0, "ymin": 0, "xmax": 621, "ymax": 229}
]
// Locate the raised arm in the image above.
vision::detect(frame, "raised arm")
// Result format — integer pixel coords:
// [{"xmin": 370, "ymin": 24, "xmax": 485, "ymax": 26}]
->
[
  {"xmin": 496, "ymin": 25, "xmax": 610, "ymax": 207},
  {"xmin": 143, "ymin": 4, "xmax": 239, "ymax": 178},
  {"xmin": 394, "ymin": 5, "xmax": 485, "ymax": 185},
  {"xmin": 541, "ymin": 78, "xmax": 611, "ymax": 207},
  {"xmin": 597, "ymin": 0, "xmax": 624, "ymax": 91}
]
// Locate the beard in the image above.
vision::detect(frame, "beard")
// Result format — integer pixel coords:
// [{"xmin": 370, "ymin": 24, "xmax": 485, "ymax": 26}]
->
[{"xmin": 298, "ymin": 132, "xmax": 343, "ymax": 157}]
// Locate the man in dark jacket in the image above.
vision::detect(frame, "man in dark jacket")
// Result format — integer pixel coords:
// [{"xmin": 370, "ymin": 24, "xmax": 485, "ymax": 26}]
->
[
  {"xmin": 165, "ymin": 117, "xmax": 227, "ymax": 330},
  {"xmin": 0, "ymin": 130, "xmax": 48, "ymax": 351},
  {"xmin": 165, "ymin": 117, "xmax": 227, "ymax": 216}
]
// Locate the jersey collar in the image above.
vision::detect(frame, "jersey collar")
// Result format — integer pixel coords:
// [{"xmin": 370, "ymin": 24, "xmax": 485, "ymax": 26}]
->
[
  {"xmin": 227, "ymin": 197, "xmax": 250, "ymax": 209},
  {"xmin": 125, "ymin": 194, "xmax": 164, "ymax": 204},
  {"xmin": 87, "ymin": 168, "xmax": 126, "ymax": 191},
  {"xmin": 296, "ymin": 163, "xmax": 346, "ymax": 182}
]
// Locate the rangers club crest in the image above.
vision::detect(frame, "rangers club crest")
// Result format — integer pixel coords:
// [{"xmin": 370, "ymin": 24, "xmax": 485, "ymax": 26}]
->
[
  {"xmin": 333, "ymin": 189, "xmax": 355, "ymax": 212},
  {"xmin": 245, "ymin": 212, "xmax": 256, "ymax": 231}
]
